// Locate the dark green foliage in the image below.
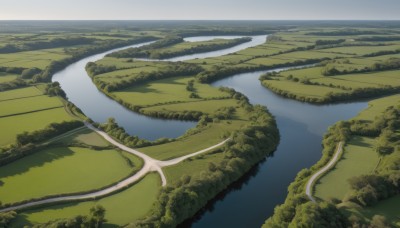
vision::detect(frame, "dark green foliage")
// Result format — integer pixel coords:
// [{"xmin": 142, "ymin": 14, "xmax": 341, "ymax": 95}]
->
[
  {"xmin": 32, "ymin": 36, "xmax": 157, "ymax": 83},
  {"xmin": 143, "ymin": 37, "xmax": 251, "ymax": 60},
  {"xmin": 99, "ymin": 118, "xmax": 174, "ymax": 148},
  {"xmin": 369, "ymin": 215, "xmax": 391, "ymax": 228},
  {"xmin": 44, "ymin": 81, "xmax": 66, "ymax": 98},
  {"xmin": 0, "ymin": 78, "xmax": 27, "ymax": 92},
  {"xmin": 306, "ymin": 30, "xmax": 381, "ymax": 36},
  {"xmin": 90, "ymin": 62, "xmax": 203, "ymax": 92},
  {"xmin": 0, "ymin": 37, "xmax": 95, "ymax": 54},
  {"xmin": 197, "ymin": 58, "xmax": 323, "ymax": 83},
  {"xmin": 346, "ymin": 174, "xmax": 399, "ymax": 206},
  {"xmin": 16, "ymin": 121, "xmax": 83, "ymax": 146},
  {"xmin": 186, "ymin": 79, "xmax": 195, "ymax": 92},
  {"xmin": 322, "ymin": 58, "xmax": 400, "ymax": 76},
  {"xmin": 131, "ymin": 104, "xmax": 279, "ymax": 227},
  {"xmin": 20, "ymin": 67, "xmax": 42, "ymax": 79},
  {"xmin": 289, "ymin": 202, "xmax": 349, "ymax": 228},
  {"xmin": 315, "ymin": 39, "xmax": 346, "ymax": 46},
  {"xmin": 107, "ymin": 36, "xmax": 183, "ymax": 58},
  {"xmin": 32, "ymin": 205, "xmax": 106, "ymax": 228},
  {"xmin": 0, "ymin": 211, "xmax": 17, "ymax": 227}
]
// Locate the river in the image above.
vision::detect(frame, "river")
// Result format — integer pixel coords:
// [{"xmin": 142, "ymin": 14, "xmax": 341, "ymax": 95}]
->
[{"xmin": 52, "ymin": 36, "xmax": 368, "ymax": 227}]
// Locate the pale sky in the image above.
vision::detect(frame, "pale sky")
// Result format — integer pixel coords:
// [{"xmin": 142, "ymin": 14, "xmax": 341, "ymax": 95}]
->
[{"xmin": 1, "ymin": 0, "xmax": 399, "ymax": 20}]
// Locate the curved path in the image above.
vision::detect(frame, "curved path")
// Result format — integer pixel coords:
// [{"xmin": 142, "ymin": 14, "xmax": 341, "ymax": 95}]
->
[
  {"xmin": 305, "ymin": 142, "xmax": 343, "ymax": 202},
  {"xmin": 0, "ymin": 123, "xmax": 229, "ymax": 213}
]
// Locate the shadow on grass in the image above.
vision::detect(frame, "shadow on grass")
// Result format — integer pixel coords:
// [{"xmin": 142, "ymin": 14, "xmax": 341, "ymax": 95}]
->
[
  {"xmin": 348, "ymin": 136, "xmax": 372, "ymax": 148},
  {"xmin": 0, "ymin": 147, "xmax": 75, "ymax": 179}
]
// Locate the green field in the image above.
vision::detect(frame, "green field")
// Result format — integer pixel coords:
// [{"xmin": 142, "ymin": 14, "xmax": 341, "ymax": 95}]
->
[
  {"xmin": 0, "ymin": 146, "xmax": 143, "ymax": 204},
  {"xmin": 353, "ymin": 94, "xmax": 400, "ymax": 121},
  {"xmin": 341, "ymin": 196, "xmax": 400, "ymax": 227},
  {"xmin": 164, "ymin": 152, "xmax": 226, "ymax": 184},
  {"xmin": 0, "ymin": 86, "xmax": 42, "ymax": 101},
  {"xmin": 0, "ymin": 72, "xmax": 18, "ymax": 83},
  {"xmin": 0, "ymin": 95, "xmax": 63, "ymax": 117},
  {"xmin": 112, "ymin": 76, "xmax": 228, "ymax": 107},
  {"xmin": 0, "ymin": 107, "xmax": 74, "ymax": 146},
  {"xmin": 0, "ymin": 48, "xmax": 69, "ymax": 69},
  {"xmin": 141, "ymin": 99, "xmax": 239, "ymax": 114},
  {"xmin": 12, "ymin": 173, "xmax": 161, "ymax": 227},
  {"xmin": 140, "ymin": 120, "xmax": 244, "ymax": 160},
  {"xmin": 314, "ymin": 136, "xmax": 380, "ymax": 200}
]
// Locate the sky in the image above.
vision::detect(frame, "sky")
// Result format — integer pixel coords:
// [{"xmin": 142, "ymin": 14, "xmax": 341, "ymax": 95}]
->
[{"xmin": 1, "ymin": 0, "xmax": 400, "ymax": 20}]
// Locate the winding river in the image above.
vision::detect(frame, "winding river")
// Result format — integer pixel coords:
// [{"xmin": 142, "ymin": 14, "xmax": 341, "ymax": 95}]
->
[{"xmin": 52, "ymin": 36, "xmax": 369, "ymax": 227}]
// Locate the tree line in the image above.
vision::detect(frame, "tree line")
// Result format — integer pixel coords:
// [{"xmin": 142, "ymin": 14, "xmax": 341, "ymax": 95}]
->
[{"xmin": 131, "ymin": 103, "xmax": 279, "ymax": 227}]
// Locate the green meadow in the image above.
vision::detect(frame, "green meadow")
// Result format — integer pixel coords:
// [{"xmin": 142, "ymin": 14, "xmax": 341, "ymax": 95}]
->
[{"xmin": 0, "ymin": 146, "xmax": 143, "ymax": 204}]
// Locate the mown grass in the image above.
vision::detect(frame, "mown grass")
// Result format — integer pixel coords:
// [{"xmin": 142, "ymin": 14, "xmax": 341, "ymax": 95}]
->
[
  {"xmin": 112, "ymin": 76, "xmax": 228, "ymax": 107},
  {"xmin": 141, "ymin": 99, "xmax": 239, "ymax": 114},
  {"xmin": 0, "ymin": 107, "xmax": 74, "ymax": 146},
  {"xmin": 314, "ymin": 136, "xmax": 380, "ymax": 201},
  {"xmin": 140, "ymin": 120, "xmax": 245, "ymax": 160},
  {"xmin": 263, "ymin": 79, "xmax": 347, "ymax": 99},
  {"xmin": 0, "ymin": 48, "xmax": 69, "ymax": 69},
  {"xmin": 352, "ymin": 94, "xmax": 400, "ymax": 121},
  {"xmin": 0, "ymin": 72, "xmax": 18, "ymax": 83},
  {"xmin": 0, "ymin": 86, "xmax": 42, "ymax": 101},
  {"xmin": 0, "ymin": 95, "xmax": 63, "ymax": 117},
  {"xmin": 0, "ymin": 147, "xmax": 143, "ymax": 204},
  {"xmin": 53, "ymin": 127, "xmax": 110, "ymax": 147},
  {"xmin": 164, "ymin": 152, "xmax": 226, "ymax": 184},
  {"xmin": 13, "ymin": 173, "xmax": 161, "ymax": 227}
]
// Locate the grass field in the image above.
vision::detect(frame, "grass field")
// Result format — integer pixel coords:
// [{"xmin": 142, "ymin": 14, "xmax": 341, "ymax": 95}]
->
[
  {"xmin": 141, "ymin": 99, "xmax": 239, "ymax": 114},
  {"xmin": 0, "ymin": 48, "xmax": 69, "ymax": 69},
  {"xmin": 0, "ymin": 72, "xmax": 18, "ymax": 83},
  {"xmin": 353, "ymin": 94, "xmax": 400, "ymax": 121},
  {"xmin": 140, "ymin": 120, "xmax": 245, "ymax": 160},
  {"xmin": 53, "ymin": 127, "xmax": 110, "ymax": 147},
  {"xmin": 340, "ymin": 196, "xmax": 400, "ymax": 227},
  {"xmin": 314, "ymin": 136, "xmax": 380, "ymax": 200},
  {"xmin": 0, "ymin": 86, "xmax": 42, "ymax": 101},
  {"xmin": 112, "ymin": 76, "xmax": 228, "ymax": 107},
  {"xmin": 0, "ymin": 107, "xmax": 74, "ymax": 146},
  {"xmin": 0, "ymin": 146, "xmax": 143, "ymax": 204},
  {"xmin": 12, "ymin": 173, "xmax": 161, "ymax": 227},
  {"xmin": 0, "ymin": 95, "xmax": 63, "ymax": 117},
  {"xmin": 164, "ymin": 152, "xmax": 226, "ymax": 184}
]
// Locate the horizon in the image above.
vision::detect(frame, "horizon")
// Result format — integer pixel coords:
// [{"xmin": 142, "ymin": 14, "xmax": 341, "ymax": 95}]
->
[{"xmin": 1, "ymin": 0, "xmax": 400, "ymax": 20}]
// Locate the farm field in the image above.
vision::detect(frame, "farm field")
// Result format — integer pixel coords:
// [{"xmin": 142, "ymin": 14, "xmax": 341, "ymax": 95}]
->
[
  {"xmin": 11, "ymin": 173, "xmax": 161, "ymax": 227},
  {"xmin": 0, "ymin": 86, "xmax": 74, "ymax": 146},
  {"xmin": 0, "ymin": 146, "xmax": 143, "ymax": 204},
  {"xmin": 1, "ymin": 21, "xmax": 400, "ymax": 228}
]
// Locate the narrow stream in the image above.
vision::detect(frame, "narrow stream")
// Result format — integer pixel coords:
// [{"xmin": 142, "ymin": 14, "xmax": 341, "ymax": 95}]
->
[{"xmin": 52, "ymin": 36, "xmax": 369, "ymax": 227}]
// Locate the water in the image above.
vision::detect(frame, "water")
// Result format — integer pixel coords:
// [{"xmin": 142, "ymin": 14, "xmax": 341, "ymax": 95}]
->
[
  {"xmin": 52, "ymin": 42, "xmax": 196, "ymax": 140},
  {"xmin": 52, "ymin": 36, "xmax": 369, "ymax": 227},
  {"xmin": 188, "ymin": 70, "xmax": 368, "ymax": 227},
  {"xmin": 52, "ymin": 35, "xmax": 266, "ymax": 140}
]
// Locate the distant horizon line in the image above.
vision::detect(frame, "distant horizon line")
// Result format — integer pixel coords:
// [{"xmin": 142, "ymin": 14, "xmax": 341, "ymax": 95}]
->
[{"xmin": 1, "ymin": 19, "xmax": 400, "ymax": 21}]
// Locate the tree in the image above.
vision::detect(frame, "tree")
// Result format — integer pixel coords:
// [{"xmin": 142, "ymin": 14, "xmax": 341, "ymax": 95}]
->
[
  {"xmin": 87, "ymin": 205, "xmax": 106, "ymax": 228},
  {"xmin": 369, "ymin": 215, "xmax": 390, "ymax": 228}
]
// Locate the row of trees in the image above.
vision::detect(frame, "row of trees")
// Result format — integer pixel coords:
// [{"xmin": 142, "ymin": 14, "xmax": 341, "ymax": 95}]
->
[
  {"xmin": 107, "ymin": 36, "xmax": 182, "ymax": 58},
  {"xmin": 322, "ymin": 57, "xmax": 400, "ymax": 76},
  {"xmin": 132, "ymin": 103, "xmax": 279, "ymax": 227},
  {"xmin": 91, "ymin": 62, "xmax": 203, "ymax": 92},
  {"xmin": 141, "ymin": 37, "xmax": 252, "ymax": 60},
  {"xmin": 32, "ymin": 205, "xmax": 106, "ymax": 228},
  {"xmin": 16, "ymin": 121, "xmax": 83, "ymax": 146},
  {"xmin": 0, "ymin": 37, "xmax": 95, "ymax": 54},
  {"xmin": 197, "ymin": 58, "xmax": 323, "ymax": 83}
]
